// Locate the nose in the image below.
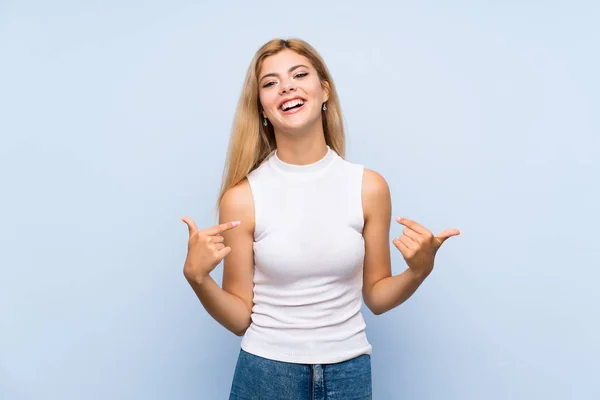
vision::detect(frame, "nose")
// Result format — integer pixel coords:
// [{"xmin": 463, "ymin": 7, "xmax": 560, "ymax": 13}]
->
[{"xmin": 279, "ymin": 80, "xmax": 296, "ymax": 95}]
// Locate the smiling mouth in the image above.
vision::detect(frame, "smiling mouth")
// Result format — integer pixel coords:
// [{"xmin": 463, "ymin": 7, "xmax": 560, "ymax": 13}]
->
[{"xmin": 280, "ymin": 99, "xmax": 306, "ymax": 114}]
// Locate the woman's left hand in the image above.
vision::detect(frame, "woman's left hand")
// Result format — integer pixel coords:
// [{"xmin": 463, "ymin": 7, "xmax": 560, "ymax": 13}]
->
[{"xmin": 392, "ymin": 217, "xmax": 460, "ymax": 279}]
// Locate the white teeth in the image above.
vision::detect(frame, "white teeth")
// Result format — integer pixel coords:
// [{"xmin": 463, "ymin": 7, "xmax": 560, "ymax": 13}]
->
[{"xmin": 281, "ymin": 99, "xmax": 304, "ymax": 111}]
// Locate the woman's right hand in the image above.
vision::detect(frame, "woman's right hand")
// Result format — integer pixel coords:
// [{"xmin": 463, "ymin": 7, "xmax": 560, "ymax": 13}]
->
[{"xmin": 181, "ymin": 217, "xmax": 241, "ymax": 283}]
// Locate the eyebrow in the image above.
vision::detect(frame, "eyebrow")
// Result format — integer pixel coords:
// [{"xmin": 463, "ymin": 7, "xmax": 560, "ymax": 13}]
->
[{"xmin": 259, "ymin": 64, "xmax": 309, "ymax": 82}]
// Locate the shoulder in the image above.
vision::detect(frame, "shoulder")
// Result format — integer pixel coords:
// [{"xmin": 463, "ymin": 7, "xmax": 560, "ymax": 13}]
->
[
  {"xmin": 220, "ymin": 178, "xmax": 255, "ymax": 230},
  {"xmin": 361, "ymin": 168, "xmax": 391, "ymax": 219},
  {"xmin": 362, "ymin": 168, "xmax": 390, "ymax": 199}
]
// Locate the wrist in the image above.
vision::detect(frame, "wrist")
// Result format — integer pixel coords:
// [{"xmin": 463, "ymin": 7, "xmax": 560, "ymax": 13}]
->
[
  {"xmin": 407, "ymin": 267, "xmax": 431, "ymax": 282},
  {"xmin": 186, "ymin": 271, "xmax": 211, "ymax": 287}
]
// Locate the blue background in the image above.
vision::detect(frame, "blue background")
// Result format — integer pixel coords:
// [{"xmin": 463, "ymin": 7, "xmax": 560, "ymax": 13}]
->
[{"xmin": 1, "ymin": 1, "xmax": 598, "ymax": 398}]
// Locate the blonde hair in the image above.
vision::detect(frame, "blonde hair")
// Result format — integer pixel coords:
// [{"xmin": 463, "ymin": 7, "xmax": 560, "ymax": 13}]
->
[{"xmin": 216, "ymin": 38, "xmax": 346, "ymax": 213}]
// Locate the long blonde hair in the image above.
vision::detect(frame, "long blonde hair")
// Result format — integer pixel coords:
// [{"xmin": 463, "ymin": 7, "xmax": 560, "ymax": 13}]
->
[{"xmin": 216, "ymin": 38, "xmax": 346, "ymax": 212}]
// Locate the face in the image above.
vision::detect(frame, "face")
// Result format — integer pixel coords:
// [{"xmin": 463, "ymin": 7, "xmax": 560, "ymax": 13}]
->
[{"xmin": 258, "ymin": 49, "xmax": 329, "ymax": 133}]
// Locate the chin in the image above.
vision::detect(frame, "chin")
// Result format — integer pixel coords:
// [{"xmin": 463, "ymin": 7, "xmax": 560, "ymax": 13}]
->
[{"xmin": 278, "ymin": 116, "xmax": 320, "ymax": 132}]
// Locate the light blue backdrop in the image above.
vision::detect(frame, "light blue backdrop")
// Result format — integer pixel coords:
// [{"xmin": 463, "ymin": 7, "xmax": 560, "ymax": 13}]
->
[{"xmin": 1, "ymin": 1, "xmax": 598, "ymax": 399}]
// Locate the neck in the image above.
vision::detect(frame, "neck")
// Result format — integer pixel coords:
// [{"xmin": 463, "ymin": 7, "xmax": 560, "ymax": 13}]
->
[{"xmin": 273, "ymin": 121, "xmax": 328, "ymax": 166}]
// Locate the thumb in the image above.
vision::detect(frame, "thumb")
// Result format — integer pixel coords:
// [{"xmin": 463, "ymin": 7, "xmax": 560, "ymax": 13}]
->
[
  {"xmin": 434, "ymin": 228, "xmax": 461, "ymax": 247},
  {"xmin": 181, "ymin": 216, "xmax": 198, "ymax": 237}
]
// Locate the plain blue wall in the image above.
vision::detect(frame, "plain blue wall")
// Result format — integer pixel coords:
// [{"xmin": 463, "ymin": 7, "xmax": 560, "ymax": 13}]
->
[{"xmin": 1, "ymin": 1, "xmax": 599, "ymax": 399}]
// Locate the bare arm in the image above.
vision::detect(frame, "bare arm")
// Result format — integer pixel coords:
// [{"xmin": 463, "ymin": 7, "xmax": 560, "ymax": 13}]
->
[
  {"xmin": 186, "ymin": 179, "xmax": 255, "ymax": 336},
  {"xmin": 361, "ymin": 169, "xmax": 426, "ymax": 315}
]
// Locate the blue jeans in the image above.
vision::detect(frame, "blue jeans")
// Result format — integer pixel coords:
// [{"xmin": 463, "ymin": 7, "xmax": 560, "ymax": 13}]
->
[{"xmin": 229, "ymin": 349, "xmax": 372, "ymax": 399}]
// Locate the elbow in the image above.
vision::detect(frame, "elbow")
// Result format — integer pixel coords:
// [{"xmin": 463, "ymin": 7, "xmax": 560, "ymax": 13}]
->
[
  {"xmin": 364, "ymin": 298, "xmax": 385, "ymax": 316},
  {"xmin": 231, "ymin": 304, "xmax": 253, "ymax": 336},
  {"xmin": 233, "ymin": 321, "xmax": 251, "ymax": 337},
  {"xmin": 363, "ymin": 283, "xmax": 386, "ymax": 316},
  {"xmin": 370, "ymin": 306, "xmax": 386, "ymax": 316},
  {"xmin": 234, "ymin": 327, "xmax": 248, "ymax": 337}
]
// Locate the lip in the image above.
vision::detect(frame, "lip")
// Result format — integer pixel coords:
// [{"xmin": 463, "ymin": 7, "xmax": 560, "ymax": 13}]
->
[{"xmin": 279, "ymin": 96, "xmax": 307, "ymax": 110}]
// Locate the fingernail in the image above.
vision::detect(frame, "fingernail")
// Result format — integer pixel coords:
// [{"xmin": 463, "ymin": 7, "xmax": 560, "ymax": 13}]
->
[
  {"xmin": 394, "ymin": 216, "xmax": 402, "ymax": 222},
  {"xmin": 232, "ymin": 221, "xmax": 241, "ymax": 227}
]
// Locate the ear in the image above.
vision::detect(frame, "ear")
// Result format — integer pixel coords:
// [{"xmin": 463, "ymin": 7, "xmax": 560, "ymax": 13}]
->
[{"xmin": 322, "ymin": 80, "xmax": 330, "ymax": 103}]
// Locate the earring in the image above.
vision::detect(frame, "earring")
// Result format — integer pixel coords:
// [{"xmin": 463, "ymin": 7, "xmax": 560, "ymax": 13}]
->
[
  {"xmin": 263, "ymin": 117, "xmax": 268, "ymax": 126},
  {"xmin": 322, "ymin": 103, "xmax": 327, "ymax": 111}
]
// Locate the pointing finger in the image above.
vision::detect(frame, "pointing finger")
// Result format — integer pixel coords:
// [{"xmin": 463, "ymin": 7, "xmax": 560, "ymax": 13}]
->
[
  {"xmin": 201, "ymin": 221, "xmax": 241, "ymax": 236},
  {"xmin": 395, "ymin": 217, "xmax": 429, "ymax": 235}
]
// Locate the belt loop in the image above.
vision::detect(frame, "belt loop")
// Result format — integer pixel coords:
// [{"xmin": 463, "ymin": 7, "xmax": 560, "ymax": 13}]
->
[{"xmin": 311, "ymin": 364, "xmax": 324, "ymax": 399}]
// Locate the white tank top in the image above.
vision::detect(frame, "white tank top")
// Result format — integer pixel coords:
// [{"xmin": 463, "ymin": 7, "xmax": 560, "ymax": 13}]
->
[{"xmin": 241, "ymin": 145, "xmax": 372, "ymax": 364}]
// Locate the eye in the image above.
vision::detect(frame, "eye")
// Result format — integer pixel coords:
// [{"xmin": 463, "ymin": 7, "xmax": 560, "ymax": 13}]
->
[
  {"xmin": 295, "ymin": 72, "xmax": 308, "ymax": 79},
  {"xmin": 262, "ymin": 81, "xmax": 276, "ymax": 88}
]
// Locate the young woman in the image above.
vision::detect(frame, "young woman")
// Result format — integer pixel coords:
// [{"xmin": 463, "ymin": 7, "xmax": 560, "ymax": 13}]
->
[{"xmin": 181, "ymin": 38, "xmax": 460, "ymax": 399}]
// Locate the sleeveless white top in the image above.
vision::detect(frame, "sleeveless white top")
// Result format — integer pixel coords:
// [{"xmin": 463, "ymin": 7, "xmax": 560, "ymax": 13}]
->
[{"xmin": 241, "ymin": 145, "xmax": 372, "ymax": 364}]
